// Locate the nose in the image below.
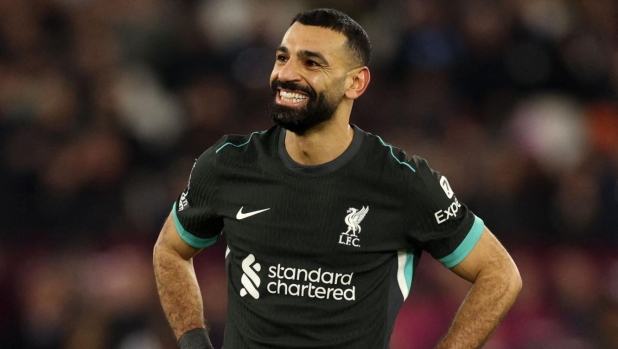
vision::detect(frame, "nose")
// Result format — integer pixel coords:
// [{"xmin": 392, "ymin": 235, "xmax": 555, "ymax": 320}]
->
[{"xmin": 277, "ymin": 59, "xmax": 301, "ymax": 83}]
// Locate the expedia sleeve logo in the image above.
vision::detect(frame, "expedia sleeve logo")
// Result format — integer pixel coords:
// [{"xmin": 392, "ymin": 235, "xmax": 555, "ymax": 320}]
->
[
  {"xmin": 434, "ymin": 176, "xmax": 461, "ymax": 224},
  {"xmin": 440, "ymin": 176, "xmax": 454, "ymax": 199},
  {"xmin": 178, "ymin": 160, "xmax": 197, "ymax": 212},
  {"xmin": 239, "ymin": 254, "xmax": 356, "ymax": 301}
]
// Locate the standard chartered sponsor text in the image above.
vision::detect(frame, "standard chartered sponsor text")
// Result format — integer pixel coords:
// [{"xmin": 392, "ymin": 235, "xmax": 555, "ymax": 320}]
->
[{"xmin": 267, "ymin": 264, "xmax": 355, "ymax": 301}]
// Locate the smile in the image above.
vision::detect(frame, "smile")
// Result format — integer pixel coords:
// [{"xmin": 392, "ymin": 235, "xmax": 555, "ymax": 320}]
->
[{"xmin": 278, "ymin": 90, "xmax": 308, "ymax": 105}]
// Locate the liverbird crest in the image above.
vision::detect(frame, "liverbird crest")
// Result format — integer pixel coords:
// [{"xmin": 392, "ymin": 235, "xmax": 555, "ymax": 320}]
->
[{"xmin": 343, "ymin": 206, "xmax": 369, "ymax": 237}]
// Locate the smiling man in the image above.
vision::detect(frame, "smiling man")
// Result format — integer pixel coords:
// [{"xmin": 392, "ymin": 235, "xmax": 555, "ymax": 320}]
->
[{"xmin": 153, "ymin": 8, "xmax": 521, "ymax": 349}]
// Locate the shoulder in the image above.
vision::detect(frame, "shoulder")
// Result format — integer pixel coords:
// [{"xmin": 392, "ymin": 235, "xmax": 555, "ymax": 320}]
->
[
  {"xmin": 187, "ymin": 126, "xmax": 276, "ymax": 179},
  {"xmin": 354, "ymin": 127, "xmax": 446, "ymax": 192},
  {"xmin": 355, "ymin": 126, "xmax": 419, "ymax": 174},
  {"xmin": 212, "ymin": 127, "xmax": 276, "ymax": 155},
  {"xmin": 197, "ymin": 126, "xmax": 278, "ymax": 162}
]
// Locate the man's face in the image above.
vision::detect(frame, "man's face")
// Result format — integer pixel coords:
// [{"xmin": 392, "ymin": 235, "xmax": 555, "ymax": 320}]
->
[{"xmin": 269, "ymin": 23, "xmax": 353, "ymax": 134}]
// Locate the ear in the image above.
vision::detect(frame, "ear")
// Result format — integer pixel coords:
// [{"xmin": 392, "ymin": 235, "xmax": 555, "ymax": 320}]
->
[{"xmin": 344, "ymin": 67, "xmax": 371, "ymax": 100}]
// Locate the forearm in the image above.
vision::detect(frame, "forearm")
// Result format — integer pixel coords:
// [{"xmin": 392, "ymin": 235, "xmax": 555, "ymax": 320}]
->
[
  {"xmin": 154, "ymin": 246, "xmax": 206, "ymax": 339},
  {"xmin": 435, "ymin": 268, "xmax": 521, "ymax": 349}
]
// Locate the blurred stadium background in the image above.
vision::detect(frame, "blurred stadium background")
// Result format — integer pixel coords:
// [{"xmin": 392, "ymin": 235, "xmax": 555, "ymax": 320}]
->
[{"xmin": 0, "ymin": 0, "xmax": 617, "ymax": 348}]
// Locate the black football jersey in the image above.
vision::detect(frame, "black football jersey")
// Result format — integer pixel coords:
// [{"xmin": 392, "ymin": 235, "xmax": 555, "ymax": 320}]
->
[{"xmin": 173, "ymin": 125, "xmax": 484, "ymax": 349}]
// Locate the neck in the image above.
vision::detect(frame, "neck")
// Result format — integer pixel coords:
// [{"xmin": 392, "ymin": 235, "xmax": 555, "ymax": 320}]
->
[{"xmin": 284, "ymin": 118, "xmax": 354, "ymax": 166}]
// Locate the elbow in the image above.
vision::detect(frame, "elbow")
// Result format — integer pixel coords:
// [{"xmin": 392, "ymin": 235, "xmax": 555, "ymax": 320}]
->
[
  {"xmin": 515, "ymin": 268, "xmax": 523, "ymax": 293},
  {"xmin": 513, "ymin": 272, "xmax": 523, "ymax": 297},
  {"xmin": 153, "ymin": 239, "xmax": 163, "ymax": 269},
  {"xmin": 153, "ymin": 235, "xmax": 163, "ymax": 261},
  {"xmin": 153, "ymin": 242, "xmax": 160, "ymax": 265},
  {"xmin": 508, "ymin": 261, "xmax": 523, "ymax": 299}
]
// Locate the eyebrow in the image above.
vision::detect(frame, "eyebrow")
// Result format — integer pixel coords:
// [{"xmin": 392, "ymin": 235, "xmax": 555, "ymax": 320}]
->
[{"xmin": 277, "ymin": 46, "xmax": 329, "ymax": 65}]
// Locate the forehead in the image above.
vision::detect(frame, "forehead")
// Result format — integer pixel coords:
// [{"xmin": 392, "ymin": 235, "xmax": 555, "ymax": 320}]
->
[{"xmin": 279, "ymin": 22, "xmax": 349, "ymax": 61}]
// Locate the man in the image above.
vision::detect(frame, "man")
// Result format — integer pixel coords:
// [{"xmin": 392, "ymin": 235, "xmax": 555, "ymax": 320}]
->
[{"xmin": 153, "ymin": 8, "xmax": 521, "ymax": 349}]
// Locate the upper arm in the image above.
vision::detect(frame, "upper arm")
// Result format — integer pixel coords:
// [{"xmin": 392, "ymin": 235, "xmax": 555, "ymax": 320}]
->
[
  {"xmin": 155, "ymin": 212, "xmax": 202, "ymax": 261},
  {"xmin": 404, "ymin": 156, "xmax": 484, "ymax": 267},
  {"xmin": 402, "ymin": 157, "xmax": 517, "ymax": 282},
  {"xmin": 449, "ymin": 226, "xmax": 520, "ymax": 284},
  {"xmin": 170, "ymin": 145, "xmax": 225, "ymax": 249}
]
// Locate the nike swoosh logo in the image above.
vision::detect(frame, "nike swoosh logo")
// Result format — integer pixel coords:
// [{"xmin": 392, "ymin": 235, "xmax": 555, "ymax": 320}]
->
[{"xmin": 236, "ymin": 207, "xmax": 270, "ymax": 220}]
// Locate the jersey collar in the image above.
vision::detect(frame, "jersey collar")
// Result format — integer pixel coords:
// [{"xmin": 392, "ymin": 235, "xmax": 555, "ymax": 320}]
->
[{"xmin": 278, "ymin": 125, "xmax": 363, "ymax": 176}]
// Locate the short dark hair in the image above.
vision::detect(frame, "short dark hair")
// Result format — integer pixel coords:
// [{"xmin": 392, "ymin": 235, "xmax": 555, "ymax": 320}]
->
[{"xmin": 291, "ymin": 8, "xmax": 371, "ymax": 66}]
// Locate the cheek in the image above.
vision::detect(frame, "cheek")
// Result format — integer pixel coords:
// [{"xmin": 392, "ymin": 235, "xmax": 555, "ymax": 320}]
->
[
  {"xmin": 305, "ymin": 73, "xmax": 321, "ymax": 85},
  {"xmin": 306, "ymin": 74, "xmax": 333, "ymax": 94},
  {"xmin": 319, "ymin": 77, "xmax": 347, "ymax": 99}
]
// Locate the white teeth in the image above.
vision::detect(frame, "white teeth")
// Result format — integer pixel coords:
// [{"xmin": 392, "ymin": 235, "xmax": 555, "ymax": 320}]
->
[{"xmin": 280, "ymin": 91, "xmax": 307, "ymax": 102}]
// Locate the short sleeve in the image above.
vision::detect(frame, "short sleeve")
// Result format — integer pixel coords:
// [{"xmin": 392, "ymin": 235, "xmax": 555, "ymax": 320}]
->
[
  {"xmin": 172, "ymin": 141, "xmax": 225, "ymax": 248},
  {"xmin": 405, "ymin": 156, "xmax": 484, "ymax": 268}
]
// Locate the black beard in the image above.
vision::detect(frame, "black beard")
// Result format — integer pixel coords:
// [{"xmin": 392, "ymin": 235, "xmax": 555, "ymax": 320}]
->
[{"xmin": 269, "ymin": 80, "xmax": 339, "ymax": 135}]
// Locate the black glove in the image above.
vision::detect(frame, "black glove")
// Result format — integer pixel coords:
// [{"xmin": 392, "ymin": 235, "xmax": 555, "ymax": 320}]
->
[{"xmin": 178, "ymin": 328, "xmax": 215, "ymax": 349}]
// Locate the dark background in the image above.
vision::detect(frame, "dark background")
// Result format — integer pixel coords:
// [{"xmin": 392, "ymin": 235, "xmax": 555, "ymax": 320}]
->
[{"xmin": 0, "ymin": 0, "xmax": 617, "ymax": 348}]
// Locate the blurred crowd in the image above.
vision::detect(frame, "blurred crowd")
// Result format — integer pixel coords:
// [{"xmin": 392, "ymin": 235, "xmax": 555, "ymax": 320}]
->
[{"xmin": 0, "ymin": 0, "xmax": 617, "ymax": 348}]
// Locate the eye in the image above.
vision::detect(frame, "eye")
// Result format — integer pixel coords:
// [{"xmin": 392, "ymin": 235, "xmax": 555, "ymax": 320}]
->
[
  {"xmin": 305, "ymin": 60, "xmax": 320, "ymax": 67},
  {"xmin": 276, "ymin": 54, "xmax": 288, "ymax": 63}
]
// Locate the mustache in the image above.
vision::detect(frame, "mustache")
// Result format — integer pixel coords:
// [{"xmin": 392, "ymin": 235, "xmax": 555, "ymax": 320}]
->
[{"xmin": 270, "ymin": 79, "xmax": 316, "ymax": 98}]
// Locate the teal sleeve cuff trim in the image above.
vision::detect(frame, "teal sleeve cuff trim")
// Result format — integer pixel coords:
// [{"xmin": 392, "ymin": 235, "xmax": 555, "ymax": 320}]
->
[
  {"xmin": 439, "ymin": 215, "xmax": 485, "ymax": 268},
  {"xmin": 172, "ymin": 202, "xmax": 220, "ymax": 248}
]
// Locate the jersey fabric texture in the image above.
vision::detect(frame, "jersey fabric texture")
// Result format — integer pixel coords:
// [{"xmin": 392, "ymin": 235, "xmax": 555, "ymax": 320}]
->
[{"xmin": 172, "ymin": 125, "xmax": 484, "ymax": 349}]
